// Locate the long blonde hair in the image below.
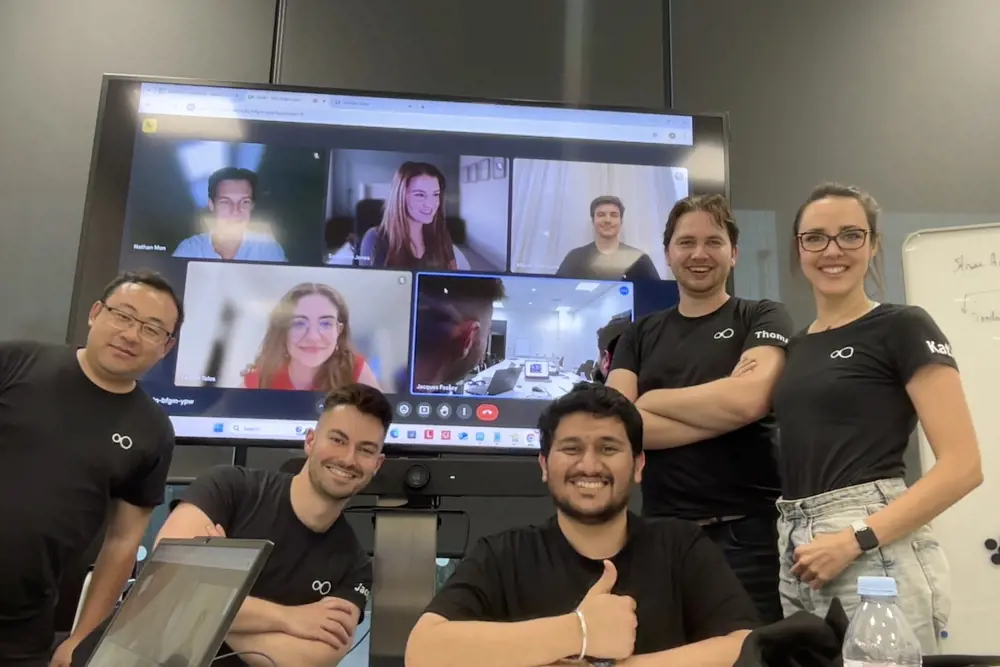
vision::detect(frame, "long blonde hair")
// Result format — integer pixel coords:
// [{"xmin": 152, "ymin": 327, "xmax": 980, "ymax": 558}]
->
[
  {"xmin": 253, "ymin": 283, "xmax": 357, "ymax": 391},
  {"xmin": 379, "ymin": 161, "xmax": 456, "ymax": 269}
]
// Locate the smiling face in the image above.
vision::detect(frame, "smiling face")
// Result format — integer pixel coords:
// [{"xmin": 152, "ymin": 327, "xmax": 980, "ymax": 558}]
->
[
  {"xmin": 592, "ymin": 202, "xmax": 623, "ymax": 241},
  {"xmin": 207, "ymin": 178, "xmax": 254, "ymax": 242},
  {"xmin": 304, "ymin": 404, "xmax": 385, "ymax": 501},
  {"xmin": 286, "ymin": 294, "xmax": 341, "ymax": 369},
  {"xmin": 796, "ymin": 196, "xmax": 877, "ymax": 299},
  {"xmin": 665, "ymin": 210, "xmax": 737, "ymax": 296},
  {"xmin": 540, "ymin": 412, "xmax": 643, "ymax": 525},
  {"xmin": 86, "ymin": 282, "xmax": 179, "ymax": 380},
  {"xmin": 405, "ymin": 174, "xmax": 442, "ymax": 225}
]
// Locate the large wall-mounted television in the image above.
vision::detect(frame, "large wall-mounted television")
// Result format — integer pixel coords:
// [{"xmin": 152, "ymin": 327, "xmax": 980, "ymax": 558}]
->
[{"xmin": 68, "ymin": 76, "xmax": 728, "ymax": 454}]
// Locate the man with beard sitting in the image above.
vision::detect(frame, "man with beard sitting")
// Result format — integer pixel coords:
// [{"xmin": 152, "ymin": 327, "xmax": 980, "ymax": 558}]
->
[
  {"xmin": 406, "ymin": 383, "xmax": 758, "ymax": 667},
  {"xmin": 71, "ymin": 384, "xmax": 388, "ymax": 667}
]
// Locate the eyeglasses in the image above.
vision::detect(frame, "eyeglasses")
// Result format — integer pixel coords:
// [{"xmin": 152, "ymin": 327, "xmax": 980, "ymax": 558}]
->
[
  {"xmin": 102, "ymin": 303, "xmax": 172, "ymax": 344},
  {"xmin": 797, "ymin": 229, "xmax": 869, "ymax": 253},
  {"xmin": 289, "ymin": 316, "xmax": 341, "ymax": 340}
]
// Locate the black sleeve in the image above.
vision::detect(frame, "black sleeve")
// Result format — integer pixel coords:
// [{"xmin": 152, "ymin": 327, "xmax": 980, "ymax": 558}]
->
[
  {"xmin": 888, "ymin": 306, "xmax": 959, "ymax": 384},
  {"xmin": 0, "ymin": 340, "xmax": 42, "ymax": 392},
  {"xmin": 676, "ymin": 523, "xmax": 760, "ymax": 641},
  {"xmin": 171, "ymin": 465, "xmax": 250, "ymax": 531},
  {"xmin": 742, "ymin": 300, "xmax": 794, "ymax": 352},
  {"xmin": 332, "ymin": 549, "xmax": 373, "ymax": 621},
  {"xmin": 112, "ymin": 419, "xmax": 175, "ymax": 508},
  {"xmin": 628, "ymin": 254, "xmax": 661, "ymax": 281},
  {"xmin": 424, "ymin": 537, "xmax": 506, "ymax": 621},
  {"xmin": 608, "ymin": 324, "xmax": 640, "ymax": 374}
]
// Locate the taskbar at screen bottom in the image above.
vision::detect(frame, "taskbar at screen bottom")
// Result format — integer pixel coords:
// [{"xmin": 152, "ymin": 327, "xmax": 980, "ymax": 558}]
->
[{"xmin": 171, "ymin": 416, "xmax": 541, "ymax": 449}]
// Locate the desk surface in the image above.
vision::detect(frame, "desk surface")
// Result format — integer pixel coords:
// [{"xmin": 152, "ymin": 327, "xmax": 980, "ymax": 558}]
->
[{"xmin": 464, "ymin": 358, "xmax": 581, "ymax": 399}]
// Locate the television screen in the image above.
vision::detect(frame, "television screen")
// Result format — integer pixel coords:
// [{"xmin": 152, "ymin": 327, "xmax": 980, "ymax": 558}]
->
[{"xmin": 69, "ymin": 77, "xmax": 727, "ymax": 452}]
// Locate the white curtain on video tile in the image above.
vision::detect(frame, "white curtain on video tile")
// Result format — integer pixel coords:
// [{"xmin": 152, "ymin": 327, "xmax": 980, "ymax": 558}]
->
[{"xmin": 510, "ymin": 160, "xmax": 686, "ymax": 277}]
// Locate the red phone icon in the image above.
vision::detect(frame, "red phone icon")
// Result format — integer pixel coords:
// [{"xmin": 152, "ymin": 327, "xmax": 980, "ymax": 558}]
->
[{"xmin": 476, "ymin": 404, "xmax": 499, "ymax": 422}]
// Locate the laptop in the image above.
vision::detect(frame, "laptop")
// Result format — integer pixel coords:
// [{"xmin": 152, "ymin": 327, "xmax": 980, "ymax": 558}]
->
[
  {"xmin": 84, "ymin": 537, "xmax": 272, "ymax": 667},
  {"xmin": 524, "ymin": 360, "xmax": 550, "ymax": 382}
]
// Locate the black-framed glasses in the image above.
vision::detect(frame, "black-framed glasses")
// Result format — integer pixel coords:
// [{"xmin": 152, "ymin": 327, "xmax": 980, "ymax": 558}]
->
[
  {"xmin": 101, "ymin": 302, "xmax": 172, "ymax": 344},
  {"xmin": 797, "ymin": 229, "xmax": 869, "ymax": 253}
]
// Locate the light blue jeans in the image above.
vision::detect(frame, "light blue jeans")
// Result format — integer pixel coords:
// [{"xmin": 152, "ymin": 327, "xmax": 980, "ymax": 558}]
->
[{"xmin": 776, "ymin": 479, "xmax": 951, "ymax": 655}]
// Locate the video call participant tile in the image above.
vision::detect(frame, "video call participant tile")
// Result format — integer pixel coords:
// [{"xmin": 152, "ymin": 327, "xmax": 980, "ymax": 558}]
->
[
  {"xmin": 125, "ymin": 138, "xmax": 328, "ymax": 265},
  {"xmin": 173, "ymin": 262, "xmax": 412, "ymax": 393},
  {"xmin": 411, "ymin": 272, "xmax": 634, "ymax": 399},
  {"xmin": 508, "ymin": 158, "xmax": 689, "ymax": 281},
  {"xmin": 323, "ymin": 149, "xmax": 509, "ymax": 273}
]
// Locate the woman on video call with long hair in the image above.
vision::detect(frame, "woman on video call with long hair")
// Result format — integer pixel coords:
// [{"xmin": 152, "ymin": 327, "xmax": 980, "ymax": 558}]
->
[
  {"xmin": 242, "ymin": 282, "xmax": 380, "ymax": 391},
  {"xmin": 359, "ymin": 161, "xmax": 462, "ymax": 270}
]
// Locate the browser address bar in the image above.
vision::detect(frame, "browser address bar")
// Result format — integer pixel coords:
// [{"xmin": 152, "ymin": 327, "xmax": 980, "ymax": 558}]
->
[{"xmin": 140, "ymin": 95, "xmax": 690, "ymax": 146}]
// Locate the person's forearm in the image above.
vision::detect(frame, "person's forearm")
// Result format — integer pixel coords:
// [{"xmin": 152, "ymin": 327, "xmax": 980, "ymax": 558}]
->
[
  {"xmin": 637, "ymin": 377, "xmax": 766, "ymax": 431},
  {"xmin": 639, "ymin": 409, "xmax": 722, "ymax": 450},
  {"xmin": 228, "ymin": 597, "xmax": 292, "ymax": 634},
  {"xmin": 865, "ymin": 457, "xmax": 983, "ymax": 546},
  {"xmin": 226, "ymin": 631, "xmax": 341, "ymax": 667},
  {"xmin": 623, "ymin": 631, "xmax": 749, "ymax": 667},
  {"xmin": 406, "ymin": 614, "xmax": 581, "ymax": 667},
  {"xmin": 71, "ymin": 540, "xmax": 136, "ymax": 641}
]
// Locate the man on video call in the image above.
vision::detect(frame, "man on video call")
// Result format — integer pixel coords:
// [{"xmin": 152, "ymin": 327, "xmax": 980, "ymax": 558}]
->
[
  {"xmin": 172, "ymin": 166, "xmax": 288, "ymax": 263},
  {"xmin": 71, "ymin": 384, "xmax": 387, "ymax": 667},
  {"xmin": 605, "ymin": 194, "xmax": 793, "ymax": 623},
  {"xmin": 0, "ymin": 270, "xmax": 180, "ymax": 667},
  {"xmin": 406, "ymin": 383, "xmax": 757, "ymax": 667},
  {"xmin": 555, "ymin": 195, "xmax": 660, "ymax": 282},
  {"xmin": 411, "ymin": 275, "xmax": 506, "ymax": 393}
]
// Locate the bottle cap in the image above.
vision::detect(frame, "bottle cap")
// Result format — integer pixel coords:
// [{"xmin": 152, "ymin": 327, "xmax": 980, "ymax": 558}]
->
[{"xmin": 857, "ymin": 576, "xmax": 898, "ymax": 597}]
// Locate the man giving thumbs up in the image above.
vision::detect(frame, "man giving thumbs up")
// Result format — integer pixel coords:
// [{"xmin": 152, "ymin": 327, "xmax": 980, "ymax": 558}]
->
[{"xmin": 406, "ymin": 383, "xmax": 760, "ymax": 667}]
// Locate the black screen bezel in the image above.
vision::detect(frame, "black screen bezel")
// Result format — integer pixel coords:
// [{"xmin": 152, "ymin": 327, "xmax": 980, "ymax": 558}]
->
[{"xmin": 67, "ymin": 74, "xmax": 730, "ymax": 453}]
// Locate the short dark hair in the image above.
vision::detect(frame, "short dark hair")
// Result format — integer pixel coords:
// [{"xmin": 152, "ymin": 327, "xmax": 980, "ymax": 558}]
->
[
  {"xmin": 597, "ymin": 317, "xmax": 631, "ymax": 352},
  {"xmin": 791, "ymin": 182, "xmax": 884, "ymax": 294},
  {"xmin": 538, "ymin": 382, "xmax": 643, "ymax": 456},
  {"xmin": 590, "ymin": 195, "xmax": 624, "ymax": 218},
  {"xmin": 100, "ymin": 270, "xmax": 184, "ymax": 333},
  {"xmin": 662, "ymin": 194, "xmax": 739, "ymax": 248},
  {"xmin": 208, "ymin": 167, "xmax": 258, "ymax": 201},
  {"xmin": 322, "ymin": 383, "xmax": 393, "ymax": 433}
]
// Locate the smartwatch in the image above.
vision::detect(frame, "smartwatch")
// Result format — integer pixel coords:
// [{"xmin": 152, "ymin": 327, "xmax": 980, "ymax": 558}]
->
[
  {"xmin": 851, "ymin": 520, "xmax": 880, "ymax": 552},
  {"xmin": 587, "ymin": 660, "xmax": 615, "ymax": 667}
]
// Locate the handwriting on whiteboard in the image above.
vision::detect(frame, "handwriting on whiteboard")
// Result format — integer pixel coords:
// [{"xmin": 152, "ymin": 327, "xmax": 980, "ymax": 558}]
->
[
  {"xmin": 953, "ymin": 252, "xmax": 998, "ymax": 273},
  {"xmin": 959, "ymin": 289, "xmax": 1000, "ymax": 324}
]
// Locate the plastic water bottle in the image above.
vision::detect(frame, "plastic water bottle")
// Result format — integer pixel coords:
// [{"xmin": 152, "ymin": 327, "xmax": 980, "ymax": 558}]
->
[{"xmin": 843, "ymin": 576, "xmax": 922, "ymax": 667}]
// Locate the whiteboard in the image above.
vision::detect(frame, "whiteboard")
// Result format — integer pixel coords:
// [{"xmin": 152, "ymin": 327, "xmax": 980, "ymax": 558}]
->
[{"xmin": 901, "ymin": 223, "xmax": 1000, "ymax": 655}]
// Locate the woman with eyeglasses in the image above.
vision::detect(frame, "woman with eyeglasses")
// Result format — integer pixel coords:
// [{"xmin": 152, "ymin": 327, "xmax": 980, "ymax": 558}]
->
[
  {"xmin": 242, "ymin": 282, "xmax": 380, "ymax": 391},
  {"xmin": 766, "ymin": 183, "xmax": 982, "ymax": 653}
]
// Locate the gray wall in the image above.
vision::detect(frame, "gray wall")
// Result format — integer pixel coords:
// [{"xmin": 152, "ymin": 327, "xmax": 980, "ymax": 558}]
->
[{"xmin": 0, "ymin": 0, "xmax": 277, "ymax": 343}]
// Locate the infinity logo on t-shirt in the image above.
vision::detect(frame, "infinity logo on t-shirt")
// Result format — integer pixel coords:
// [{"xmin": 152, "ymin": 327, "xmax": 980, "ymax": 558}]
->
[
  {"xmin": 926, "ymin": 340, "xmax": 953, "ymax": 357},
  {"xmin": 713, "ymin": 328, "xmax": 735, "ymax": 339},
  {"xmin": 312, "ymin": 580, "xmax": 332, "ymax": 595},
  {"xmin": 830, "ymin": 346, "xmax": 855, "ymax": 359},
  {"xmin": 112, "ymin": 433, "xmax": 133, "ymax": 450}
]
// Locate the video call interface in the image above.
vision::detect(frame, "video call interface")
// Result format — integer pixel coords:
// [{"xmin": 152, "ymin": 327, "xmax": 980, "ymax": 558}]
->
[{"xmin": 118, "ymin": 82, "xmax": 716, "ymax": 451}]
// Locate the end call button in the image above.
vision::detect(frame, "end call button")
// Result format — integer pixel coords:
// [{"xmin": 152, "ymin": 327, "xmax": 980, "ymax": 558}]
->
[{"xmin": 476, "ymin": 404, "xmax": 499, "ymax": 422}]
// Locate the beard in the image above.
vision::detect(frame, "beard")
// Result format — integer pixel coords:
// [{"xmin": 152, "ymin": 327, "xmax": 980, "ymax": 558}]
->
[{"xmin": 551, "ymin": 482, "xmax": 632, "ymax": 526}]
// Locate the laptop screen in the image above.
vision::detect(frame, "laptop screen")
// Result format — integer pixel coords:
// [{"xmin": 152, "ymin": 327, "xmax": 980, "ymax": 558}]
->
[
  {"xmin": 524, "ymin": 361, "xmax": 548, "ymax": 379},
  {"xmin": 86, "ymin": 541, "xmax": 266, "ymax": 667}
]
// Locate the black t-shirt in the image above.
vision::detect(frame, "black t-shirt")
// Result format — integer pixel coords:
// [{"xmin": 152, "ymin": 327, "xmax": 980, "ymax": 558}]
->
[
  {"xmin": 0, "ymin": 341, "xmax": 174, "ymax": 660},
  {"xmin": 772, "ymin": 304, "xmax": 958, "ymax": 500},
  {"xmin": 425, "ymin": 514, "xmax": 759, "ymax": 655},
  {"xmin": 555, "ymin": 242, "xmax": 660, "ymax": 281},
  {"xmin": 71, "ymin": 466, "xmax": 373, "ymax": 667},
  {"xmin": 610, "ymin": 298, "xmax": 793, "ymax": 519},
  {"xmin": 177, "ymin": 466, "xmax": 372, "ymax": 614}
]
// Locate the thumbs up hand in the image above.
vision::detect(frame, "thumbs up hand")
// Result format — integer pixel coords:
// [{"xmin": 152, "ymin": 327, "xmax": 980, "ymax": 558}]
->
[{"xmin": 575, "ymin": 561, "xmax": 637, "ymax": 660}]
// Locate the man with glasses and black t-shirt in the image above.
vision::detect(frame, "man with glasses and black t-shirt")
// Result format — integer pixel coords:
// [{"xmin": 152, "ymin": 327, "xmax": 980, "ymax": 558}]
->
[
  {"xmin": 605, "ymin": 195, "xmax": 793, "ymax": 624},
  {"xmin": 0, "ymin": 270, "xmax": 181, "ymax": 667},
  {"xmin": 406, "ymin": 384, "xmax": 757, "ymax": 667}
]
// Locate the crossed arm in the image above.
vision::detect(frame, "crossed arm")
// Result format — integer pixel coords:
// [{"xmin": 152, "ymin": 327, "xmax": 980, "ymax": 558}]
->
[
  {"xmin": 157, "ymin": 503, "xmax": 360, "ymax": 667},
  {"xmin": 605, "ymin": 346, "xmax": 785, "ymax": 450}
]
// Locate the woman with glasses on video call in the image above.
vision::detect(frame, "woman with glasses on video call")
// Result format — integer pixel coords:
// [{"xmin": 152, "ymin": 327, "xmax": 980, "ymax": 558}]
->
[
  {"xmin": 242, "ymin": 282, "xmax": 380, "ymax": 391},
  {"xmin": 358, "ymin": 161, "xmax": 470, "ymax": 271},
  {"xmin": 762, "ymin": 183, "xmax": 982, "ymax": 653}
]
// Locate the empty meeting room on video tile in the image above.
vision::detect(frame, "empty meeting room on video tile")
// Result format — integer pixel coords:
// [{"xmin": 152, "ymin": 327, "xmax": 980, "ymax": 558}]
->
[{"xmin": 7, "ymin": 2, "xmax": 1000, "ymax": 665}]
